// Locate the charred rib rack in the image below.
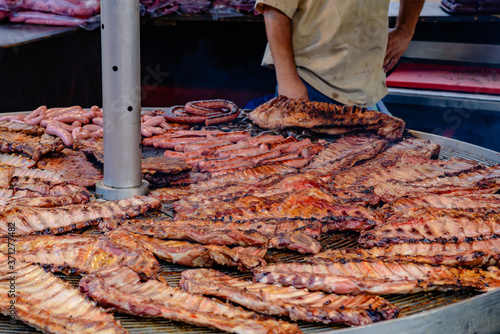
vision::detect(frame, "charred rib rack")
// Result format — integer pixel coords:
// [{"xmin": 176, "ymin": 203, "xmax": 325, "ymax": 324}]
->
[
  {"xmin": 79, "ymin": 266, "xmax": 302, "ymax": 334},
  {"xmin": 0, "ymin": 257, "xmax": 127, "ymax": 334},
  {"xmin": 0, "ymin": 234, "xmax": 160, "ymax": 278},
  {"xmin": 253, "ymin": 262, "xmax": 500, "ymax": 295},
  {"xmin": 0, "ymin": 195, "xmax": 160, "ymax": 237},
  {"xmin": 180, "ymin": 268, "xmax": 399, "ymax": 326}
]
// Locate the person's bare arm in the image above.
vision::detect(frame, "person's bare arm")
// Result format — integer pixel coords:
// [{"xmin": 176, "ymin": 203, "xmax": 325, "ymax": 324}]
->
[
  {"xmin": 262, "ymin": 5, "xmax": 308, "ymax": 100},
  {"xmin": 384, "ymin": 0, "xmax": 425, "ymax": 72}
]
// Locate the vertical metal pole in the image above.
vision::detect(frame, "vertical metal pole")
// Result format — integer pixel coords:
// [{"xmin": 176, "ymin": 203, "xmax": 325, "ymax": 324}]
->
[{"xmin": 96, "ymin": 0, "xmax": 149, "ymax": 200}]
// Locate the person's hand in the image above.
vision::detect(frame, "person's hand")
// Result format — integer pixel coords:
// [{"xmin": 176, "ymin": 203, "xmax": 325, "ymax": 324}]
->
[
  {"xmin": 277, "ymin": 77, "xmax": 309, "ymax": 100},
  {"xmin": 384, "ymin": 28, "xmax": 413, "ymax": 73}
]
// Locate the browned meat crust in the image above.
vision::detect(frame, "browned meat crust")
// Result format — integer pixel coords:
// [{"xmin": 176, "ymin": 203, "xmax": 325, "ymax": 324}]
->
[
  {"xmin": 173, "ymin": 188, "xmax": 383, "ymax": 232},
  {"xmin": 180, "ymin": 269, "xmax": 399, "ymax": 326},
  {"xmin": 79, "ymin": 266, "xmax": 303, "ymax": 334},
  {"xmin": 304, "ymin": 136, "xmax": 388, "ymax": 175},
  {"xmin": 36, "ymin": 148, "xmax": 103, "ymax": 188},
  {"xmin": 0, "ymin": 257, "xmax": 127, "ymax": 334},
  {"xmin": 0, "ymin": 234, "xmax": 160, "ymax": 278},
  {"xmin": 249, "ymin": 96, "xmax": 405, "ymax": 140},
  {"xmin": 308, "ymin": 238, "xmax": 500, "ymax": 268},
  {"xmin": 253, "ymin": 262, "xmax": 500, "ymax": 294},
  {"xmin": 0, "ymin": 120, "xmax": 45, "ymax": 136},
  {"xmin": 0, "ymin": 195, "xmax": 160, "ymax": 236},
  {"xmin": 358, "ymin": 207, "xmax": 500, "ymax": 248},
  {"xmin": 0, "ymin": 132, "xmax": 64, "ymax": 161},
  {"xmin": 99, "ymin": 218, "xmax": 270, "ymax": 247},
  {"xmin": 105, "ymin": 230, "xmax": 266, "ymax": 272}
]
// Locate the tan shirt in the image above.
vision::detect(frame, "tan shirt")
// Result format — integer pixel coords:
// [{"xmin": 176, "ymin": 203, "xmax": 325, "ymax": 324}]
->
[{"xmin": 255, "ymin": 0, "xmax": 390, "ymax": 108}]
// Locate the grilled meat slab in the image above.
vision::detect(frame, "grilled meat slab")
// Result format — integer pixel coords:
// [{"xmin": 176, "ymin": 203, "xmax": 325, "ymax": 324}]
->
[
  {"xmin": 249, "ymin": 96, "xmax": 405, "ymax": 140},
  {"xmin": 309, "ymin": 238, "xmax": 500, "ymax": 268},
  {"xmin": 332, "ymin": 154, "xmax": 480, "ymax": 190},
  {"xmin": 142, "ymin": 218, "xmax": 323, "ymax": 254},
  {"xmin": 0, "ymin": 132, "xmax": 64, "ymax": 161},
  {"xmin": 0, "ymin": 195, "xmax": 160, "ymax": 236},
  {"xmin": 174, "ymin": 173, "xmax": 324, "ymax": 205},
  {"xmin": 0, "ymin": 190, "xmax": 90, "ymax": 207},
  {"xmin": 180, "ymin": 269, "xmax": 399, "ymax": 326},
  {"xmin": 173, "ymin": 188, "xmax": 383, "ymax": 232},
  {"xmin": 0, "ymin": 153, "xmax": 36, "ymax": 168},
  {"xmin": 0, "ymin": 257, "xmax": 127, "ymax": 334},
  {"xmin": 359, "ymin": 207, "xmax": 500, "ymax": 248},
  {"xmin": 381, "ymin": 194, "xmax": 500, "ymax": 216},
  {"xmin": 372, "ymin": 164, "xmax": 500, "ymax": 202},
  {"xmin": 79, "ymin": 266, "xmax": 302, "ymax": 334},
  {"xmin": 105, "ymin": 230, "xmax": 266, "ymax": 272},
  {"xmin": 253, "ymin": 262, "xmax": 500, "ymax": 294},
  {"xmin": 0, "ymin": 120, "xmax": 45, "ymax": 136},
  {"xmin": 141, "ymin": 156, "xmax": 192, "ymax": 188},
  {"xmin": 0, "ymin": 234, "xmax": 160, "ymax": 278},
  {"xmin": 73, "ymin": 137, "xmax": 104, "ymax": 163},
  {"xmin": 304, "ymin": 136, "xmax": 387, "ymax": 175},
  {"xmin": 100, "ymin": 218, "xmax": 270, "ymax": 247},
  {"xmin": 151, "ymin": 164, "xmax": 297, "ymax": 201},
  {"xmin": 36, "ymin": 149, "xmax": 103, "ymax": 188}
]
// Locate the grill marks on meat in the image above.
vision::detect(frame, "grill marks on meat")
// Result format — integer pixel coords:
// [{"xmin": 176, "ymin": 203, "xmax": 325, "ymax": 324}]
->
[
  {"xmin": 0, "ymin": 190, "xmax": 90, "ymax": 207},
  {"xmin": 0, "ymin": 120, "xmax": 45, "ymax": 136},
  {"xmin": 151, "ymin": 164, "xmax": 297, "ymax": 201},
  {"xmin": 249, "ymin": 96, "xmax": 405, "ymax": 140},
  {"xmin": 0, "ymin": 195, "xmax": 160, "ymax": 236},
  {"xmin": 0, "ymin": 234, "xmax": 160, "ymax": 278},
  {"xmin": 79, "ymin": 266, "xmax": 303, "ymax": 334},
  {"xmin": 253, "ymin": 262, "xmax": 500, "ymax": 295},
  {"xmin": 36, "ymin": 149, "xmax": 103, "ymax": 188},
  {"xmin": 180, "ymin": 269, "xmax": 399, "ymax": 326},
  {"xmin": 174, "ymin": 188, "xmax": 383, "ymax": 232},
  {"xmin": 304, "ymin": 136, "xmax": 388, "ymax": 175},
  {"xmin": 381, "ymin": 194, "xmax": 500, "ymax": 218},
  {"xmin": 141, "ymin": 156, "xmax": 192, "ymax": 188},
  {"xmin": 0, "ymin": 131, "xmax": 64, "ymax": 161},
  {"xmin": 359, "ymin": 207, "xmax": 500, "ymax": 248},
  {"xmin": 105, "ymin": 230, "xmax": 266, "ymax": 272},
  {"xmin": 100, "ymin": 217, "xmax": 322, "ymax": 253},
  {"xmin": 74, "ymin": 137, "xmax": 104, "ymax": 163},
  {"xmin": 0, "ymin": 153, "xmax": 36, "ymax": 168},
  {"xmin": 100, "ymin": 218, "xmax": 270, "ymax": 247},
  {"xmin": 0, "ymin": 257, "xmax": 127, "ymax": 334},
  {"xmin": 329, "ymin": 152, "xmax": 495, "ymax": 205},
  {"xmin": 144, "ymin": 218, "xmax": 323, "ymax": 254},
  {"xmin": 173, "ymin": 173, "xmax": 331, "ymax": 209},
  {"xmin": 309, "ymin": 238, "xmax": 500, "ymax": 268}
]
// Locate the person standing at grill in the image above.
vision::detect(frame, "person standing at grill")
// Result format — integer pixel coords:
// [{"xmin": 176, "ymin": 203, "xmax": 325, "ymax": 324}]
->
[{"xmin": 254, "ymin": 0, "xmax": 425, "ymax": 109}]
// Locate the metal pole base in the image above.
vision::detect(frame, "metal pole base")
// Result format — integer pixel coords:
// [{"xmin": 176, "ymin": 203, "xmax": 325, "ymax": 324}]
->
[{"xmin": 96, "ymin": 180, "xmax": 150, "ymax": 201}]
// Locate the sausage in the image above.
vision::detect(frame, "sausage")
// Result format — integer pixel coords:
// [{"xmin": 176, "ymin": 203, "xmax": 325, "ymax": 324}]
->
[
  {"xmin": 51, "ymin": 114, "xmax": 89, "ymax": 124},
  {"xmin": 163, "ymin": 106, "xmax": 208, "ymax": 124},
  {"xmin": 44, "ymin": 120, "xmax": 75, "ymax": 132},
  {"xmin": 92, "ymin": 117, "xmax": 104, "ymax": 126},
  {"xmin": 150, "ymin": 126, "xmax": 166, "ymax": 135},
  {"xmin": 89, "ymin": 129, "xmax": 103, "ymax": 138},
  {"xmin": 25, "ymin": 115, "xmax": 45, "ymax": 125},
  {"xmin": 82, "ymin": 124, "xmax": 103, "ymax": 132},
  {"xmin": 185, "ymin": 99, "xmax": 238, "ymax": 115},
  {"xmin": 205, "ymin": 109, "xmax": 240, "ymax": 126},
  {"xmin": 72, "ymin": 127, "xmax": 91, "ymax": 139},
  {"xmin": 45, "ymin": 123, "xmax": 73, "ymax": 147},
  {"xmin": 144, "ymin": 115, "xmax": 167, "ymax": 127},
  {"xmin": 141, "ymin": 124, "xmax": 154, "ymax": 138},
  {"xmin": 25, "ymin": 105, "xmax": 46, "ymax": 121}
]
